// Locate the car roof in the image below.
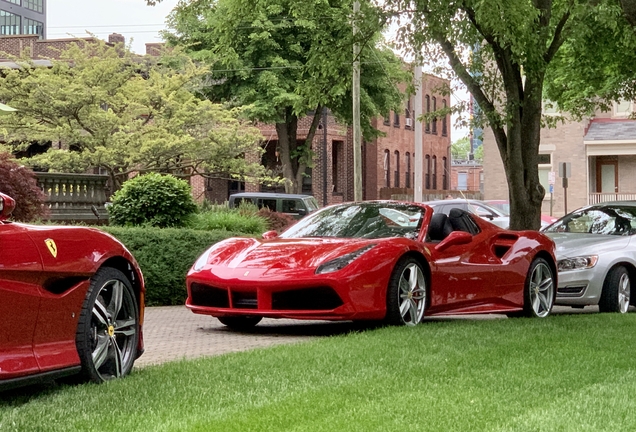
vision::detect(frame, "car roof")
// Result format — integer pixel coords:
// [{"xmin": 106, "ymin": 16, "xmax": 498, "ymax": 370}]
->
[{"xmin": 229, "ymin": 192, "xmax": 314, "ymax": 199}]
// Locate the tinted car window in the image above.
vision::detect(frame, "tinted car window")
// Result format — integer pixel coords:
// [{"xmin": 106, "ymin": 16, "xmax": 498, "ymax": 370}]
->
[
  {"xmin": 543, "ymin": 205, "xmax": 636, "ymax": 236},
  {"xmin": 259, "ymin": 199, "xmax": 277, "ymax": 211},
  {"xmin": 282, "ymin": 199, "xmax": 301, "ymax": 213}
]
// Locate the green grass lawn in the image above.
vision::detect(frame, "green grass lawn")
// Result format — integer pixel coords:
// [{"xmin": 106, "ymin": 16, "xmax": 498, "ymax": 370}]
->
[{"xmin": 2, "ymin": 314, "xmax": 636, "ymax": 431}]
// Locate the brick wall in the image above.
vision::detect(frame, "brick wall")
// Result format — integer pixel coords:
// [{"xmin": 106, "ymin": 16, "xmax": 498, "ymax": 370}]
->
[
  {"xmin": 482, "ymin": 118, "xmax": 588, "ymax": 218},
  {"xmin": 370, "ymin": 74, "xmax": 451, "ymax": 201},
  {"xmin": 0, "ymin": 35, "xmax": 115, "ymax": 61}
]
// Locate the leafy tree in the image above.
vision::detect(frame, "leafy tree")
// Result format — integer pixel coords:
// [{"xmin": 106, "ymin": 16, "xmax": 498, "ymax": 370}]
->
[
  {"xmin": 149, "ymin": 0, "xmax": 408, "ymax": 193},
  {"xmin": 386, "ymin": 0, "xmax": 612, "ymax": 229},
  {"xmin": 544, "ymin": 2, "xmax": 636, "ymax": 117},
  {"xmin": 0, "ymin": 152, "xmax": 47, "ymax": 222},
  {"xmin": 0, "ymin": 40, "xmax": 271, "ymax": 193}
]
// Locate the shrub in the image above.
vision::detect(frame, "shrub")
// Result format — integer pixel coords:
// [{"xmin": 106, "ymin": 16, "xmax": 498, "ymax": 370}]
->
[
  {"xmin": 257, "ymin": 207, "xmax": 296, "ymax": 232},
  {"xmin": 186, "ymin": 208, "xmax": 268, "ymax": 234},
  {"xmin": 102, "ymin": 226, "xmax": 248, "ymax": 306},
  {"xmin": 108, "ymin": 173, "xmax": 197, "ymax": 228},
  {"xmin": 0, "ymin": 152, "xmax": 47, "ymax": 222}
]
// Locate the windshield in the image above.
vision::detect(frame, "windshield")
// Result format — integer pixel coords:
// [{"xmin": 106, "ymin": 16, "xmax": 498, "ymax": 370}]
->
[
  {"xmin": 304, "ymin": 197, "xmax": 320, "ymax": 211},
  {"xmin": 543, "ymin": 205, "xmax": 636, "ymax": 236},
  {"xmin": 280, "ymin": 202, "xmax": 425, "ymax": 239}
]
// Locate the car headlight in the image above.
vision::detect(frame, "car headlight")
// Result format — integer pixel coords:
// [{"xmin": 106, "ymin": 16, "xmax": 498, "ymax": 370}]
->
[
  {"xmin": 192, "ymin": 248, "xmax": 214, "ymax": 271},
  {"xmin": 316, "ymin": 244, "xmax": 376, "ymax": 274},
  {"xmin": 557, "ymin": 255, "xmax": 598, "ymax": 272}
]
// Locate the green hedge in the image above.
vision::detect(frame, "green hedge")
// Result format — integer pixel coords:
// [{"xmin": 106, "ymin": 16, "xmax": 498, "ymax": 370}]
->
[{"xmin": 102, "ymin": 227, "xmax": 250, "ymax": 306}]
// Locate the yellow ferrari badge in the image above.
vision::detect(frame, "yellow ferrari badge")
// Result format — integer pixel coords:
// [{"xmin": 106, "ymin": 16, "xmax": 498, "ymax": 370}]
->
[{"xmin": 45, "ymin": 238, "xmax": 58, "ymax": 258}]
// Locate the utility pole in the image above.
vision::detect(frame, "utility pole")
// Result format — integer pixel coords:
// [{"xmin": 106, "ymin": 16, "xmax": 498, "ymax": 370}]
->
[
  {"xmin": 352, "ymin": 0, "xmax": 362, "ymax": 201},
  {"xmin": 414, "ymin": 65, "xmax": 423, "ymax": 202}
]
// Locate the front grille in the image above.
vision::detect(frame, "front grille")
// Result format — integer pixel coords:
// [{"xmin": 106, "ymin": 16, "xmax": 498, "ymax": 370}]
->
[
  {"xmin": 272, "ymin": 287, "xmax": 344, "ymax": 311},
  {"xmin": 190, "ymin": 283, "xmax": 229, "ymax": 307},
  {"xmin": 558, "ymin": 285, "xmax": 587, "ymax": 295},
  {"xmin": 231, "ymin": 291, "xmax": 258, "ymax": 309}
]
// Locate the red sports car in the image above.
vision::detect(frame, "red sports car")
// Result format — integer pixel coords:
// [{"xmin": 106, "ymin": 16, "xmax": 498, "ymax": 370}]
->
[
  {"xmin": 0, "ymin": 192, "xmax": 144, "ymax": 391},
  {"xmin": 186, "ymin": 201, "xmax": 557, "ymax": 328}
]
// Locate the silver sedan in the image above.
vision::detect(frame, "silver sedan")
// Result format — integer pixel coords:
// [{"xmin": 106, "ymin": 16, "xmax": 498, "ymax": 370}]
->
[{"xmin": 542, "ymin": 201, "xmax": 636, "ymax": 313}]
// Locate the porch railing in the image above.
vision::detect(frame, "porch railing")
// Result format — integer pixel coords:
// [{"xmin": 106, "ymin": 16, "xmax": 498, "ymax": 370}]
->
[
  {"xmin": 589, "ymin": 192, "xmax": 636, "ymax": 205},
  {"xmin": 35, "ymin": 172, "xmax": 109, "ymax": 222}
]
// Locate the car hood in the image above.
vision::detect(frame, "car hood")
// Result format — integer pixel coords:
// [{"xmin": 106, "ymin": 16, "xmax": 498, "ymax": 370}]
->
[
  {"xmin": 207, "ymin": 237, "xmax": 381, "ymax": 271},
  {"xmin": 543, "ymin": 233, "xmax": 631, "ymax": 258}
]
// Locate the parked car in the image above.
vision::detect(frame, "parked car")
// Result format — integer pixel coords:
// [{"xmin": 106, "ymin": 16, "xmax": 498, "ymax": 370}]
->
[
  {"xmin": 228, "ymin": 192, "xmax": 319, "ymax": 219},
  {"xmin": 187, "ymin": 200, "xmax": 557, "ymax": 328},
  {"xmin": 542, "ymin": 201, "xmax": 636, "ymax": 313},
  {"xmin": 0, "ymin": 192, "xmax": 145, "ymax": 391},
  {"xmin": 485, "ymin": 199, "xmax": 558, "ymax": 227},
  {"xmin": 425, "ymin": 199, "xmax": 510, "ymax": 229}
]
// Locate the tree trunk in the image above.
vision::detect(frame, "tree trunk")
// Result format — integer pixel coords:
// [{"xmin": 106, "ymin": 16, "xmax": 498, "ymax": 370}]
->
[
  {"xmin": 275, "ymin": 108, "xmax": 299, "ymax": 193},
  {"xmin": 275, "ymin": 106, "xmax": 322, "ymax": 194},
  {"xmin": 494, "ymin": 79, "xmax": 545, "ymax": 231}
]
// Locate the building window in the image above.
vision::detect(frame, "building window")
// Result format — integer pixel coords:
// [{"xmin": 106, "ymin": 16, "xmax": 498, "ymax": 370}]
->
[
  {"xmin": 23, "ymin": 0, "xmax": 43, "ymax": 13},
  {"xmin": 23, "ymin": 17, "xmax": 43, "ymax": 37},
  {"xmin": 405, "ymin": 152, "xmax": 411, "ymax": 188},
  {"xmin": 1, "ymin": 10, "xmax": 21, "ymax": 35},
  {"xmin": 332, "ymin": 141, "xmax": 343, "ymax": 194},
  {"xmin": 432, "ymin": 155, "xmax": 437, "ymax": 189},
  {"xmin": 425, "ymin": 95, "xmax": 431, "ymax": 133},
  {"xmin": 432, "ymin": 97, "xmax": 437, "ymax": 134},
  {"xmin": 393, "ymin": 110, "xmax": 400, "ymax": 127},
  {"xmin": 405, "ymin": 99, "xmax": 412, "ymax": 130},
  {"xmin": 442, "ymin": 157, "xmax": 448, "ymax": 189},
  {"xmin": 425, "ymin": 155, "xmax": 431, "ymax": 189},
  {"xmin": 458, "ymin": 172, "xmax": 468, "ymax": 191},
  {"xmin": 442, "ymin": 100, "xmax": 448, "ymax": 136},
  {"xmin": 613, "ymin": 100, "xmax": 633, "ymax": 118},
  {"xmin": 6, "ymin": 0, "xmax": 20, "ymax": 4},
  {"xmin": 394, "ymin": 151, "xmax": 400, "ymax": 187},
  {"xmin": 538, "ymin": 153, "xmax": 552, "ymax": 198},
  {"xmin": 384, "ymin": 149, "xmax": 390, "ymax": 187},
  {"xmin": 383, "ymin": 111, "xmax": 390, "ymax": 126}
]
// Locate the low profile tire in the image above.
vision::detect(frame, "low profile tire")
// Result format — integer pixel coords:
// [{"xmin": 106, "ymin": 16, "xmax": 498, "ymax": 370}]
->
[
  {"xmin": 521, "ymin": 257, "xmax": 555, "ymax": 318},
  {"xmin": 385, "ymin": 257, "xmax": 427, "ymax": 326},
  {"xmin": 218, "ymin": 316, "xmax": 262, "ymax": 329},
  {"xmin": 76, "ymin": 267, "xmax": 139, "ymax": 383},
  {"xmin": 599, "ymin": 265, "xmax": 631, "ymax": 313}
]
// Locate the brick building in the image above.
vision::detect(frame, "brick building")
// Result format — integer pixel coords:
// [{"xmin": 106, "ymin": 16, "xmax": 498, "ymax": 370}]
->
[
  {"xmin": 0, "ymin": 0, "xmax": 45, "ymax": 39},
  {"xmin": 482, "ymin": 102, "xmax": 636, "ymax": 218}
]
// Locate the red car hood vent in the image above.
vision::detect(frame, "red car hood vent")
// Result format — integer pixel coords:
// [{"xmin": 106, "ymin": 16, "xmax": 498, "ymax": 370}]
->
[{"xmin": 212, "ymin": 237, "xmax": 373, "ymax": 270}]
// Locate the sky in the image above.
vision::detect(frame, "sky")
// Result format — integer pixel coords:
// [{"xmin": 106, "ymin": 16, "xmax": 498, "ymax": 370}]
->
[
  {"xmin": 47, "ymin": 0, "xmax": 469, "ymax": 141},
  {"xmin": 47, "ymin": 0, "xmax": 179, "ymax": 55}
]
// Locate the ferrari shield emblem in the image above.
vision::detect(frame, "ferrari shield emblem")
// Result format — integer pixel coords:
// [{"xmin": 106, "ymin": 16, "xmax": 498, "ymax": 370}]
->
[{"xmin": 44, "ymin": 238, "xmax": 58, "ymax": 258}]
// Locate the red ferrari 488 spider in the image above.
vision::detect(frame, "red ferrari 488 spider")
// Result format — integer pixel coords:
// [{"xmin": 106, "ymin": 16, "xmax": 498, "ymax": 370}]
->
[
  {"xmin": 0, "ymin": 192, "xmax": 144, "ymax": 391},
  {"xmin": 187, "ymin": 201, "xmax": 557, "ymax": 328}
]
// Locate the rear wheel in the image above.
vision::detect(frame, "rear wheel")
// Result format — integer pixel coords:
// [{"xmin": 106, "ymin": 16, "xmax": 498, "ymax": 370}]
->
[
  {"xmin": 76, "ymin": 267, "xmax": 139, "ymax": 383},
  {"xmin": 218, "ymin": 316, "xmax": 262, "ymax": 329},
  {"xmin": 522, "ymin": 258, "xmax": 555, "ymax": 318},
  {"xmin": 599, "ymin": 266, "xmax": 631, "ymax": 313},
  {"xmin": 385, "ymin": 257, "xmax": 427, "ymax": 326}
]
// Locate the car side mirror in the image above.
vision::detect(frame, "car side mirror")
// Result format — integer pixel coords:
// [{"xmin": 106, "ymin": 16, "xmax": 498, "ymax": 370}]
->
[
  {"xmin": 435, "ymin": 231, "xmax": 472, "ymax": 252},
  {"xmin": 0, "ymin": 192, "xmax": 16, "ymax": 221},
  {"xmin": 262, "ymin": 230, "xmax": 279, "ymax": 239},
  {"xmin": 297, "ymin": 208, "xmax": 307, "ymax": 216}
]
